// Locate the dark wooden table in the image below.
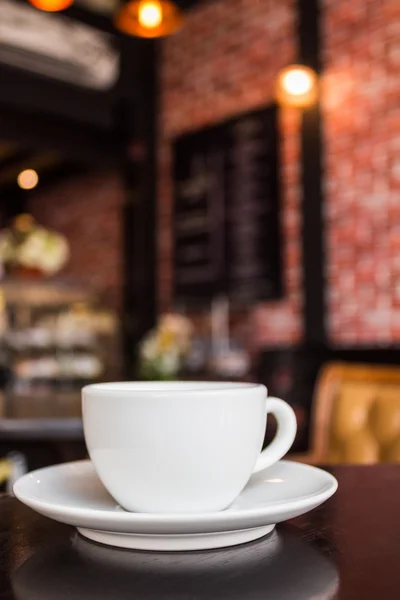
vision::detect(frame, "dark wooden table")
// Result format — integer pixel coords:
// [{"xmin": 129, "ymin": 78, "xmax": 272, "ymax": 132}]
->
[{"xmin": 1, "ymin": 464, "xmax": 400, "ymax": 599}]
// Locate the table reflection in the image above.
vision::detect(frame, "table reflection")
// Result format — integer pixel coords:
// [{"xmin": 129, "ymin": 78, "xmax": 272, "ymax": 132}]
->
[{"xmin": 13, "ymin": 529, "xmax": 339, "ymax": 600}]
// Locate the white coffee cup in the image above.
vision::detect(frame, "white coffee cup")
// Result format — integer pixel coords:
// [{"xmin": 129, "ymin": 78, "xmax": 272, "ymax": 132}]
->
[{"xmin": 82, "ymin": 382, "xmax": 297, "ymax": 514}]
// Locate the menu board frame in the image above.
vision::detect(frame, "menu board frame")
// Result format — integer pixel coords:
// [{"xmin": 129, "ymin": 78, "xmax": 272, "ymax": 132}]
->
[{"xmin": 172, "ymin": 103, "xmax": 283, "ymax": 307}]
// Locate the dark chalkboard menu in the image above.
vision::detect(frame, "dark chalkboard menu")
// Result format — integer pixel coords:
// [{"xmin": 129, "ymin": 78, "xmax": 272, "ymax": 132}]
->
[{"xmin": 173, "ymin": 104, "xmax": 282, "ymax": 306}]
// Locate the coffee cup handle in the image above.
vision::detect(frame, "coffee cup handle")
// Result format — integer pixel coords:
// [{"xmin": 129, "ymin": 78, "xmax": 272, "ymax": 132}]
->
[{"xmin": 253, "ymin": 397, "xmax": 297, "ymax": 473}]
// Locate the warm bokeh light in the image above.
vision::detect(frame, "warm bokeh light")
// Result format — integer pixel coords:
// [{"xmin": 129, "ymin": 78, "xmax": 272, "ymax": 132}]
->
[
  {"xmin": 17, "ymin": 169, "xmax": 39, "ymax": 191},
  {"xmin": 115, "ymin": 0, "xmax": 182, "ymax": 38},
  {"xmin": 138, "ymin": 1, "xmax": 163, "ymax": 29},
  {"xmin": 282, "ymin": 69, "xmax": 313, "ymax": 96},
  {"xmin": 276, "ymin": 65, "xmax": 318, "ymax": 108},
  {"xmin": 28, "ymin": 0, "xmax": 73, "ymax": 11}
]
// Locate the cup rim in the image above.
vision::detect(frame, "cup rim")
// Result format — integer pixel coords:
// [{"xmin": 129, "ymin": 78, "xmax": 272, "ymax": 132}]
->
[{"xmin": 82, "ymin": 381, "xmax": 266, "ymax": 396}]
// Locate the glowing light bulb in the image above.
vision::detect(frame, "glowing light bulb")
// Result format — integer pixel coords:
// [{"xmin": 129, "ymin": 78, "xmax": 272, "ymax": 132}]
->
[
  {"xmin": 17, "ymin": 169, "xmax": 39, "ymax": 190},
  {"xmin": 28, "ymin": 0, "xmax": 73, "ymax": 12},
  {"xmin": 281, "ymin": 69, "xmax": 313, "ymax": 96},
  {"xmin": 276, "ymin": 65, "xmax": 318, "ymax": 108},
  {"xmin": 138, "ymin": 0, "xmax": 163, "ymax": 29},
  {"xmin": 115, "ymin": 0, "xmax": 182, "ymax": 38}
]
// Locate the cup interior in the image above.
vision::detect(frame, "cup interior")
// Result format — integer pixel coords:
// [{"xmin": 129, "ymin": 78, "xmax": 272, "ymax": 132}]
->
[{"xmin": 83, "ymin": 381, "xmax": 263, "ymax": 395}]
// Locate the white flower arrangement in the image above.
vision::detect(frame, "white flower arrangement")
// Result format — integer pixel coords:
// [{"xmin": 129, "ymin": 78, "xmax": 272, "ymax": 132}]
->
[
  {"xmin": 138, "ymin": 313, "xmax": 193, "ymax": 380},
  {"xmin": 0, "ymin": 215, "xmax": 69, "ymax": 276}
]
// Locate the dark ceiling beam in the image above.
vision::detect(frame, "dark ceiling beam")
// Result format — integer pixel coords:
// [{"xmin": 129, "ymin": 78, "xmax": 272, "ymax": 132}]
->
[
  {"xmin": 0, "ymin": 64, "xmax": 116, "ymax": 130},
  {"xmin": 0, "ymin": 105, "xmax": 119, "ymax": 166}
]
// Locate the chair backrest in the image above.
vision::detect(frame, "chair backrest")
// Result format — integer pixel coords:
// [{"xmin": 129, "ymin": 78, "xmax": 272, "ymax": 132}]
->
[{"xmin": 310, "ymin": 362, "xmax": 400, "ymax": 464}]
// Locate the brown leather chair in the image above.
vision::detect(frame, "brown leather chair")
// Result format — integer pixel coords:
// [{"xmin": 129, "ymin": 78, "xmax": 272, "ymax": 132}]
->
[{"xmin": 292, "ymin": 362, "xmax": 400, "ymax": 465}]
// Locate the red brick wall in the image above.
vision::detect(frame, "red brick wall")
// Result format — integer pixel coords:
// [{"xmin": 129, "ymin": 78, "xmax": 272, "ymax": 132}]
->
[
  {"xmin": 159, "ymin": 0, "xmax": 400, "ymax": 347},
  {"xmin": 323, "ymin": 0, "xmax": 400, "ymax": 344},
  {"xmin": 28, "ymin": 170, "xmax": 124, "ymax": 310},
  {"xmin": 159, "ymin": 0, "xmax": 303, "ymax": 348}
]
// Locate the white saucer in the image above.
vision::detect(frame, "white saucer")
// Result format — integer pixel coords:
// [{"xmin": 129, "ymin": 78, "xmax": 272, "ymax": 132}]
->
[{"xmin": 14, "ymin": 460, "xmax": 337, "ymax": 551}]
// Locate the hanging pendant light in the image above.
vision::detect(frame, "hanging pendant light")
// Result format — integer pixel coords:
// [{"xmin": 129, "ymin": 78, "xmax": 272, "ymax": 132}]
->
[
  {"xmin": 17, "ymin": 170, "xmax": 39, "ymax": 191},
  {"xmin": 115, "ymin": 0, "xmax": 182, "ymax": 38},
  {"xmin": 28, "ymin": 0, "xmax": 73, "ymax": 11}
]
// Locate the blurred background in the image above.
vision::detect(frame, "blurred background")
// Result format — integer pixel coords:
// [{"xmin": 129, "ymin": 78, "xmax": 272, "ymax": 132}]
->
[{"xmin": 0, "ymin": 0, "xmax": 399, "ymax": 480}]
